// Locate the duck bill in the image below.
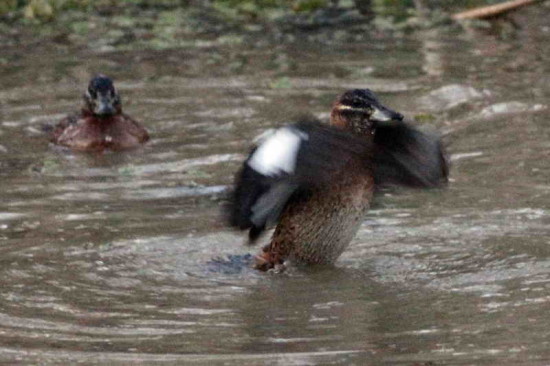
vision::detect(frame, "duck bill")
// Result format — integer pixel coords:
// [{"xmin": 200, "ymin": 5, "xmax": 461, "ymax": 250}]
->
[
  {"xmin": 370, "ymin": 105, "xmax": 404, "ymax": 123},
  {"xmin": 95, "ymin": 95, "xmax": 116, "ymax": 116}
]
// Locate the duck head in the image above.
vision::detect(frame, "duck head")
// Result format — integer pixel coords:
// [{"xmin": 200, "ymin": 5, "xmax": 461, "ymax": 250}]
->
[
  {"xmin": 330, "ymin": 89, "xmax": 403, "ymax": 135},
  {"xmin": 83, "ymin": 75, "xmax": 121, "ymax": 117}
]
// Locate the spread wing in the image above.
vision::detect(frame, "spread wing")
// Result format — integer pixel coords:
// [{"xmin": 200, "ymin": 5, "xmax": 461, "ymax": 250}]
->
[
  {"xmin": 227, "ymin": 117, "xmax": 372, "ymax": 244},
  {"xmin": 373, "ymin": 122, "xmax": 449, "ymax": 188},
  {"xmin": 227, "ymin": 118, "xmax": 449, "ymax": 244}
]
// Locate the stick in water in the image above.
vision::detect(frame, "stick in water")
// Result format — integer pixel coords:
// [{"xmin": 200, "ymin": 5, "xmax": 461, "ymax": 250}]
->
[{"xmin": 452, "ymin": 0, "xmax": 538, "ymax": 20}]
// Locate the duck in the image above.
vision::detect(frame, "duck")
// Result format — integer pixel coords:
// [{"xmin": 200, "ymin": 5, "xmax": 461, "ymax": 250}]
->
[
  {"xmin": 50, "ymin": 75, "xmax": 149, "ymax": 151},
  {"xmin": 227, "ymin": 89, "xmax": 448, "ymax": 271}
]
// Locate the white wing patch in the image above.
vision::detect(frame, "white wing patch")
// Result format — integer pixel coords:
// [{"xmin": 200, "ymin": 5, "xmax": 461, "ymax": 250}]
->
[{"xmin": 248, "ymin": 127, "xmax": 307, "ymax": 176}]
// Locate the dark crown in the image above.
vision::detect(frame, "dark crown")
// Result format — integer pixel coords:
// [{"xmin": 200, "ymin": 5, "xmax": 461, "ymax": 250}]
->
[
  {"xmin": 88, "ymin": 75, "xmax": 115, "ymax": 95},
  {"xmin": 338, "ymin": 89, "xmax": 379, "ymax": 109}
]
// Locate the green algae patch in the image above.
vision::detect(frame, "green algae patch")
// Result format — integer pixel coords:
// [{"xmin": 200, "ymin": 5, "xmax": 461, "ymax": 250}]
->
[{"xmin": 269, "ymin": 76, "xmax": 292, "ymax": 89}]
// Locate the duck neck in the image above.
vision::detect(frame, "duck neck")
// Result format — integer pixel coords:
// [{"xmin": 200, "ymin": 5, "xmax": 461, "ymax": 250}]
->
[{"xmin": 81, "ymin": 107, "xmax": 121, "ymax": 121}]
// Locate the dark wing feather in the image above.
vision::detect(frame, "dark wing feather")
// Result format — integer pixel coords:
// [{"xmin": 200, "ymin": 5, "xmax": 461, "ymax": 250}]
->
[
  {"xmin": 292, "ymin": 119, "xmax": 373, "ymax": 184},
  {"xmin": 373, "ymin": 122, "xmax": 449, "ymax": 188},
  {"xmin": 227, "ymin": 117, "xmax": 372, "ymax": 244}
]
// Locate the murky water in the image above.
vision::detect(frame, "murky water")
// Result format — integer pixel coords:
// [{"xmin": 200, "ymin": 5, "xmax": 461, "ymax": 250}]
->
[{"xmin": 1, "ymin": 7, "xmax": 549, "ymax": 365}]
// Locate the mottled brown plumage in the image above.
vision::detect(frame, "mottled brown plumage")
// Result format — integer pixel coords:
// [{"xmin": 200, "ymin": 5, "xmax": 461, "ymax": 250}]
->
[
  {"xmin": 256, "ymin": 160, "xmax": 374, "ymax": 270},
  {"xmin": 253, "ymin": 91, "xmax": 386, "ymax": 270},
  {"xmin": 228, "ymin": 89, "xmax": 448, "ymax": 271}
]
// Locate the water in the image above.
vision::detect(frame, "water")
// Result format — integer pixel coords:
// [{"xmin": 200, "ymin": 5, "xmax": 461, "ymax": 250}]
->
[{"xmin": 1, "ymin": 8, "xmax": 549, "ymax": 365}]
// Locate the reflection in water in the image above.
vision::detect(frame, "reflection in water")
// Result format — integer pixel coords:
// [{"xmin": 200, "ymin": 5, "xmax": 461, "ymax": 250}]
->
[{"xmin": 0, "ymin": 6, "xmax": 549, "ymax": 364}]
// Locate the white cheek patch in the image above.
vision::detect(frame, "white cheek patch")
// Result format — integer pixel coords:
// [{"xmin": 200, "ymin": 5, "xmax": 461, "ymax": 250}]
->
[
  {"xmin": 85, "ymin": 90, "xmax": 95, "ymax": 104},
  {"xmin": 248, "ymin": 127, "xmax": 307, "ymax": 176}
]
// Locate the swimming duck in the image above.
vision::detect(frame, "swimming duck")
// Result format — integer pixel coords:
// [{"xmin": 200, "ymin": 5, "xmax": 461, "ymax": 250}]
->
[
  {"xmin": 227, "ymin": 89, "xmax": 448, "ymax": 271},
  {"xmin": 50, "ymin": 75, "xmax": 149, "ymax": 151}
]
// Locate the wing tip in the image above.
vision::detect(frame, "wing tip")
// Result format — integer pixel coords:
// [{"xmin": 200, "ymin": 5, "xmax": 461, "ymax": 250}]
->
[{"xmin": 374, "ymin": 122, "xmax": 450, "ymax": 189}]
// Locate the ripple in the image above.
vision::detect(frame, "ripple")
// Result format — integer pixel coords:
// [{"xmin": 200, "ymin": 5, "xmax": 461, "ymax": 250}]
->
[
  {"xmin": 121, "ymin": 185, "xmax": 228, "ymax": 200},
  {"xmin": 1, "ymin": 26, "xmax": 550, "ymax": 365},
  {"xmin": 0, "ymin": 212, "xmax": 27, "ymax": 221},
  {"xmin": 0, "ymin": 348, "xmax": 365, "ymax": 365}
]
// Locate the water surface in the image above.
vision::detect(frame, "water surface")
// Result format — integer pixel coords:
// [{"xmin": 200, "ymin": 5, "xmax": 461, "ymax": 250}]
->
[{"xmin": 0, "ymin": 8, "xmax": 549, "ymax": 365}]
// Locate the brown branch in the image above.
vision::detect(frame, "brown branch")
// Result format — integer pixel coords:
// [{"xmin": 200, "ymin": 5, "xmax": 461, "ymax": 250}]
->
[{"xmin": 452, "ymin": 0, "xmax": 539, "ymax": 20}]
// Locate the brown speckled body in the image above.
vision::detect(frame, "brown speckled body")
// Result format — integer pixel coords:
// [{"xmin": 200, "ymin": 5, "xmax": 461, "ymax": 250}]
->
[
  {"xmin": 239, "ymin": 89, "xmax": 421, "ymax": 270},
  {"xmin": 257, "ymin": 159, "xmax": 374, "ymax": 268},
  {"xmin": 51, "ymin": 110, "xmax": 149, "ymax": 151}
]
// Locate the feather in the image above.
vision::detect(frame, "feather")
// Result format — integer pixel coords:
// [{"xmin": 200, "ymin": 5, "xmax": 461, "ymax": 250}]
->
[
  {"xmin": 373, "ymin": 122, "xmax": 448, "ymax": 188},
  {"xmin": 226, "ymin": 117, "xmax": 372, "ymax": 243}
]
